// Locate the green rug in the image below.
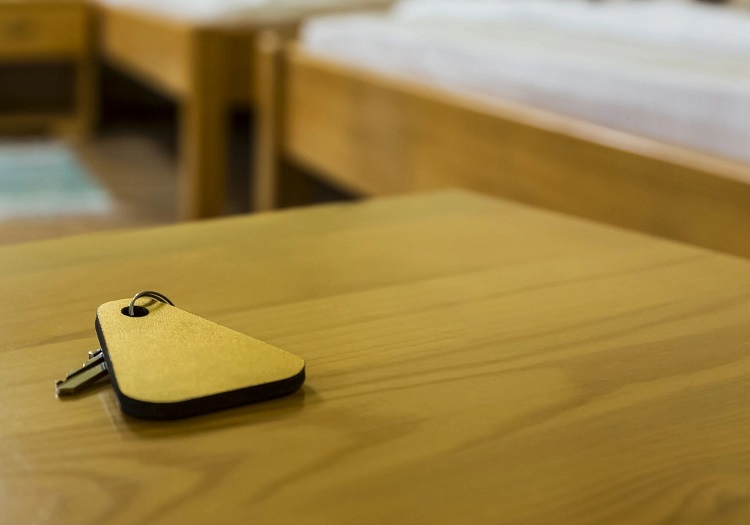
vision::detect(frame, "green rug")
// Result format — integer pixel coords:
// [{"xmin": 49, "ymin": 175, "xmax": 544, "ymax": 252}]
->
[{"xmin": 0, "ymin": 141, "xmax": 111, "ymax": 219}]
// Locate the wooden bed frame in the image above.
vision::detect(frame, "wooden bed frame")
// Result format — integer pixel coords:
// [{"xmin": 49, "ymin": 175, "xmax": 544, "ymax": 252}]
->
[
  {"xmin": 96, "ymin": 3, "xmax": 390, "ymax": 220},
  {"xmin": 253, "ymin": 36, "xmax": 750, "ymax": 259}
]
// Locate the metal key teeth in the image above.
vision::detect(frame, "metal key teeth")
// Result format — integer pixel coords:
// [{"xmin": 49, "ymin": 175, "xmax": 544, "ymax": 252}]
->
[{"xmin": 55, "ymin": 349, "xmax": 110, "ymax": 396}]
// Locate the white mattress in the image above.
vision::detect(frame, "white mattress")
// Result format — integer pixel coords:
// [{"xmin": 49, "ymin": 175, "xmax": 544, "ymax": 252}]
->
[
  {"xmin": 97, "ymin": 0, "xmax": 392, "ymax": 25},
  {"xmin": 301, "ymin": 0, "xmax": 750, "ymax": 163}
]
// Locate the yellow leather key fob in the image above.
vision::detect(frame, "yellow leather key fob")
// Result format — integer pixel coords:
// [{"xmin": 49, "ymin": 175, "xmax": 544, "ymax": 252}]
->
[{"xmin": 92, "ymin": 293, "xmax": 305, "ymax": 420}]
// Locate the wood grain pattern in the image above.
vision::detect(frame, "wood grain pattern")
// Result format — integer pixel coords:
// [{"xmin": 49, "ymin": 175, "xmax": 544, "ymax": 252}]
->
[
  {"xmin": 281, "ymin": 46, "xmax": 750, "ymax": 260},
  {"xmin": 2, "ymin": 191, "xmax": 750, "ymax": 524}
]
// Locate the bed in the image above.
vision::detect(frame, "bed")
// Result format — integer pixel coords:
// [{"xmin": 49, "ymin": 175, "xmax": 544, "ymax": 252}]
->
[
  {"xmin": 94, "ymin": 0, "xmax": 392, "ymax": 219},
  {"xmin": 255, "ymin": 0, "xmax": 750, "ymax": 259}
]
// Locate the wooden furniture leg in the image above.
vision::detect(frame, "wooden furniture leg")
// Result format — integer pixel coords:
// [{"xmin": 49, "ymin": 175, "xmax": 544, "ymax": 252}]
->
[
  {"xmin": 253, "ymin": 31, "xmax": 319, "ymax": 211},
  {"xmin": 179, "ymin": 29, "xmax": 229, "ymax": 220},
  {"xmin": 252, "ymin": 31, "xmax": 284, "ymax": 212}
]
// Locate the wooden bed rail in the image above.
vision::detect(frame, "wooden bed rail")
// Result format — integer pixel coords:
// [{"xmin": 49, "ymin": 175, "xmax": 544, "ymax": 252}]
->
[{"xmin": 255, "ymin": 41, "xmax": 750, "ymax": 259}]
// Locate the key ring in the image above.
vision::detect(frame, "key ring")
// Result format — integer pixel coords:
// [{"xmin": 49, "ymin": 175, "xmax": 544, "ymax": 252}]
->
[{"xmin": 128, "ymin": 290, "xmax": 175, "ymax": 317}]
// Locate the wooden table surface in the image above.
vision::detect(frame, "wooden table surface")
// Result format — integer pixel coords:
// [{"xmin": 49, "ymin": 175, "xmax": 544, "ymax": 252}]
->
[{"xmin": 2, "ymin": 191, "xmax": 750, "ymax": 524}]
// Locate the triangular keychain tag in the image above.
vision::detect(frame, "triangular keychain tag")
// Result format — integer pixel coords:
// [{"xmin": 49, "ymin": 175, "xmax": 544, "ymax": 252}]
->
[{"xmin": 90, "ymin": 291, "xmax": 305, "ymax": 420}]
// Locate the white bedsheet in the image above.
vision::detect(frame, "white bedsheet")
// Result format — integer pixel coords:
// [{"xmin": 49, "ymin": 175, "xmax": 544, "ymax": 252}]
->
[
  {"xmin": 302, "ymin": 0, "xmax": 750, "ymax": 163},
  {"xmin": 97, "ymin": 0, "xmax": 392, "ymax": 25}
]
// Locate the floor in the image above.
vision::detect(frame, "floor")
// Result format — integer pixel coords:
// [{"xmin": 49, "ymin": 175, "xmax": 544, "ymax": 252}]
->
[{"xmin": 0, "ymin": 129, "xmax": 179, "ymax": 246}]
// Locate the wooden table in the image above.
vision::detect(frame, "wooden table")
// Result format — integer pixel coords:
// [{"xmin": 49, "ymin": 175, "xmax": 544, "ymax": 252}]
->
[{"xmin": 2, "ymin": 191, "xmax": 750, "ymax": 524}]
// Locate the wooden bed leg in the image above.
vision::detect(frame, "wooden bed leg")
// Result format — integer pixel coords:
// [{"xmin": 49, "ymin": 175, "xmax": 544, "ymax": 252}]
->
[
  {"xmin": 179, "ymin": 29, "xmax": 230, "ymax": 220},
  {"xmin": 252, "ymin": 31, "xmax": 284, "ymax": 212}
]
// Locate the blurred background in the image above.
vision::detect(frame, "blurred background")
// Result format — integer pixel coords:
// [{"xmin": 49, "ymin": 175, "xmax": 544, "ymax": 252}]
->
[{"xmin": 1, "ymin": 0, "xmax": 748, "ymax": 248}]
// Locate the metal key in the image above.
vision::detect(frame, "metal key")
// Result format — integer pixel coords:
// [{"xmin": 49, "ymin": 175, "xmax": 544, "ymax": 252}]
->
[{"xmin": 55, "ymin": 349, "xmax": 110, "ymax": 396}]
